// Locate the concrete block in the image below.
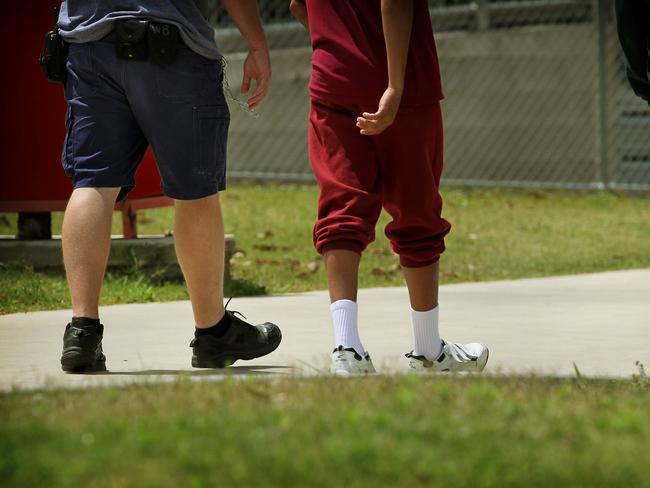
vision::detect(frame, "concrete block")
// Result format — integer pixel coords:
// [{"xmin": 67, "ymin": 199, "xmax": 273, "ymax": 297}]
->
[{"xmin": 0, "ymin": 235, "xmax": 236, "ymax": 281}]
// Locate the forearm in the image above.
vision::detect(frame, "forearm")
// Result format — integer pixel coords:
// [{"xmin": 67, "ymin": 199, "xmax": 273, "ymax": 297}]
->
[
  {"xmin": 289, "ymin": 0, "xmax": 309, "ymax": 31},
  {"xmin": 221, "ymin": 0, "xmax": 267, "ymax": 50},
  {"xmin": 381, "ymin": 0, "xmax": 414, "ymax": 92},
  {"xmin": 615, "ymin": 0, "xmax": 650, "ymax": 102}
]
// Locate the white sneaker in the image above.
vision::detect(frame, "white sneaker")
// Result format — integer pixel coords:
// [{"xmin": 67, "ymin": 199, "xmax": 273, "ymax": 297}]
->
[
  {"xmin": 330, "ymin": 346, "xmax": 376, "ymax": 376},
  {"xmin": 406, "ymin": 340, "xmax": 489, "ymax": 373}
]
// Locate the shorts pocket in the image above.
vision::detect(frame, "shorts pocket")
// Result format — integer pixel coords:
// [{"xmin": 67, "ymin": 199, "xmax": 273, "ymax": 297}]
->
[{"xmin": 193, "ymin": 104, "xmax": 230, "ymax": 182}]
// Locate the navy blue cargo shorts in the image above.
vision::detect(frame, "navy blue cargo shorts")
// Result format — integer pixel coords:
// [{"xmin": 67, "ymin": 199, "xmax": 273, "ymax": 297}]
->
[{"xmin": 62, "ymin": 40, "xmax": 229, "ymax": 201}]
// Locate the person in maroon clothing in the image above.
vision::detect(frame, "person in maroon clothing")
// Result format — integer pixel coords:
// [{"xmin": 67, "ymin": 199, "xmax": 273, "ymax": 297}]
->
[{"xmin": 290, "ymin": 0, "xmax": 489, "ymax": 374}]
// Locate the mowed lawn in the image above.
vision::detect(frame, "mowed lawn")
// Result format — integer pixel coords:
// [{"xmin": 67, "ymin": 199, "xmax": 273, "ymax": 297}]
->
[
  {"xmin": 1, "ymin": 185, "xmax": 649, "ymax": 314},
  {"xmin": 2, "ymin": 188, "xmax": 649, "ymax": 487},
  {"xmin": 2, "ymin": 374, "xmax": 650, "ymax": 487}
]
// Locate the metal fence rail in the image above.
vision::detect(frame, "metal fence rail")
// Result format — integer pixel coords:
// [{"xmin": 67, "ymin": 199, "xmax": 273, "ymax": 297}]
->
[{"xmin": 210, "ymin": 0, "xmax": 650, "ymax": 191}]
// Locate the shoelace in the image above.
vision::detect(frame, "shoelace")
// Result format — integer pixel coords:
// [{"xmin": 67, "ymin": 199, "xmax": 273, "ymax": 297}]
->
[
  {"xmin": 70, "ymin": 326, "xmax": 95, "ymax": 338},
  {"xmin": 445, "ymin": 342, "xmax": 474, "ymax": 362},
  {"xmin": 224, "ymin": 297, "xmax": 248, "ymax": 321},
  {"xmin": 334, "ymin": 346, "xmax": 364, "ymax": 361}
]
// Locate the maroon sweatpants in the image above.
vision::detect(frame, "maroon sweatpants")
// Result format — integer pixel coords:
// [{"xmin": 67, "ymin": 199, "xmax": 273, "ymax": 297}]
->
[{"xmin": 308, "ymin": 99, "xmax": 451, "ymax": 268}]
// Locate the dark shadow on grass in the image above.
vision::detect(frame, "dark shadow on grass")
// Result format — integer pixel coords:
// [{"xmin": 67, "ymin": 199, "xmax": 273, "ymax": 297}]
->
[
  {"xmin": 85, "ymin": 365, "xmax": 293, "ymax": 377},
  {"xmin": 148, "ymin": 271, "xmax": 268, "ymax": 298},
  {"xmin": 224, "ymin": 277, "xmax": 267, "ymax": 297},
  {"xmin": 134, "ymin": 271, "xmax": 268, "ymax": 298},
  {"xmin": 0, "ymin": 264, "xmax": 267, "ymax": 296},
  {"xmin": 120, "ymin": 269, "xmax": 268, "ymax": 298}
]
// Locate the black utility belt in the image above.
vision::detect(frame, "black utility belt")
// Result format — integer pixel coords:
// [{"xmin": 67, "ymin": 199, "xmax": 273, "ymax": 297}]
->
[{"xmin": 106, "ymin": 19, "xmax": 181, "ymax": 66}]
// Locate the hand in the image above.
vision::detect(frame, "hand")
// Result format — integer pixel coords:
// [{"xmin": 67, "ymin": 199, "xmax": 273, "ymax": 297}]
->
[
  {"xmin": 290, "ymin": 0, "xmax": 309, "ymax": 31},
  {"xmin": 241, "ymin": 46, "xmax": 271, "ymax": 110},
  {"xmin": 356, "ymin": 87, "xmax": 403, "ymax": 135}
]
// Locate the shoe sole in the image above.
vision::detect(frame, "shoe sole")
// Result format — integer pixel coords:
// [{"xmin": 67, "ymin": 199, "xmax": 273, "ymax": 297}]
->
[
  {"xmin": 330, "ymin": 362, "xmax": 377, "ymax": 376},
  {"xmin": 330, "ymin": 368, "xmax": 376, "ymax": 376},
  {"xmin": 61, "ymin": 350, "xmax": 107, "ymax": 373},
  {"xmin": 191, "ymin": 334, "xmax": 282, "ymax": 369}
]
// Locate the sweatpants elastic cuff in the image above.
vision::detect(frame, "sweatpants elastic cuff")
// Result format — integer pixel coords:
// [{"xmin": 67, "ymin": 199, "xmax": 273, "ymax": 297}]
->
[
  {"xmin": 399, "ymin": 254, "xmax": 442, "ymax": 268},
  {"xmin": 320, "ymin": 240, "xmax": 365, "ymax": 256}
]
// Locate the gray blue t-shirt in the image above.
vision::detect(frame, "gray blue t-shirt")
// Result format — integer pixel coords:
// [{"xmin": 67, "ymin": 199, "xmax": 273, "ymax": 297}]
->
[{"xmin": 58, "ymin": 0, "xmax": 220, "ymax": 59}]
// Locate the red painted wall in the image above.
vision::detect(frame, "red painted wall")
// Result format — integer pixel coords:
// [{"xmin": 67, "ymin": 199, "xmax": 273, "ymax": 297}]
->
[{"xmin": 0, "ymin": 1, "xmax": 164, "ymax": 206}]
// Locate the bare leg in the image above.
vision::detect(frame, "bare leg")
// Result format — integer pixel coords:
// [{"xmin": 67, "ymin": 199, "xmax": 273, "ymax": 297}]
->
[
  {"xmin": 323, "ymin": 249, "xmax": 361, "ymax": 302},
  {"xmin": 402, "ymin": 261, "xmax": 439, "ymax": 311},
  {"xmin": 62, "ymin": 187, "xmax": 120, "ymax": 319},
  {"xmin": 174, "ymin": 194, "xmax": 225, "ymax": 328}
]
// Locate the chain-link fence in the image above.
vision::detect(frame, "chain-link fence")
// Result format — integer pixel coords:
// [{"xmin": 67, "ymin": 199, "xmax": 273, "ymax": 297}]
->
[{"xmin": 210, "ymin": 0, "xmax": 650, "ymax": 191}]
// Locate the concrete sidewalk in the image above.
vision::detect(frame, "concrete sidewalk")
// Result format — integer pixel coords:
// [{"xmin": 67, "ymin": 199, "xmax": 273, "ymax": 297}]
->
[{"xmin": 1, "ymin": 269, "xmax": 648, "ymax": 391}]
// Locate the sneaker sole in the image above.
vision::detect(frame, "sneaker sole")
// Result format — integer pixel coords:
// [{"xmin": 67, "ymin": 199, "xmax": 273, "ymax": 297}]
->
[
  {"xmin": 330, "ymin": 363, "xmax": 377, "ymax": 376},
  {"xmin": 330, "ymin": 368, "xmax": 376, "ymax": 376},
  {"xmin": 191, "ymin": 334, "xmax": 282, "ymax": 369},
  {"xmin": 61, "ymin": 350, "xmax": 107, "ymax": 373}
]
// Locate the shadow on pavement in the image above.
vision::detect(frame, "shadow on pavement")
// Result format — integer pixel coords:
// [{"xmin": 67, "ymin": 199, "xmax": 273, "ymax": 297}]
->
[{"xmin": 85, "ymin": 365, "xmax": 294, "ymax": 377}]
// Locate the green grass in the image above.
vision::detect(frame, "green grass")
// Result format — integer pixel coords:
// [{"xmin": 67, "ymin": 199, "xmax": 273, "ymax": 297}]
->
[
  {"xmin": 1, "ymin": 185, "xmax": 649, "ymax": 314},
  {"xmin": 1, "ymin": 373, "xmax": 649, "ymax": 487}
]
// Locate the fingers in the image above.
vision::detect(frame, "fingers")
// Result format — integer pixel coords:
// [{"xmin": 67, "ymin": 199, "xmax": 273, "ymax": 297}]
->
[
  {"xmin": 356, "ymin": 118, "xmax": 385, "ymax": 135},
  {"xmin": 356, "ymin": 113, "xmax": 391, "ymax": 135},
  {"xmin": 241, "ymin": 49, "xmax": 271, "ymax": 109},
  {"xmin": 241, "ymin": 74, "xmax": 251, "ymax": 95},
  {"xmin": 357, "ymin": 122, "xmax": 386, "ymax": 135},
  {"xmin": 361, "ymin": 111, "xmax": 380, "ymax": 120},
  {"xmin": 241, "ymin": 73, "xmax": 268, "ymax": 110},
  {"xmin": 248, "ymin": 74, "xmax": 270, "ymax": 109},
  {"xmin": 357, "ymin": 87, "xmax": 401, "ymax": 135}
]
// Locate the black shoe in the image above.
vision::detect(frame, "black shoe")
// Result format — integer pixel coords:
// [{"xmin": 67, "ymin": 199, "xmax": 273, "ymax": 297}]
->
[
  {"xmin": 60, "ymin": 322, "xmax": 107, "ymax": 373},
  {"xmin": 190, "ymin": 310, "xmax": 282, "ymax": 368}
]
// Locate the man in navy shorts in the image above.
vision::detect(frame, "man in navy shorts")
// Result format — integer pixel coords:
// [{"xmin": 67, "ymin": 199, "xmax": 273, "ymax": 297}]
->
[
  {"xmin": 616, "ymin": 0, "xmax": 650, "ymax": 103},
  {"xmin": 57, "ymin": 0, "xmax": 281, "ymax": 372}
]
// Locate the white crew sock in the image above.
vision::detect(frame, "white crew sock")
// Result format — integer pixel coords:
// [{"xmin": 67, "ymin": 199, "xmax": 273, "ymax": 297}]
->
[
  {"xmin": 411, "ymin": 306, "xmax": 442, "ymax": 360},
  {"xmin": 330, "ymin": 299, "xmax": 366, "ymax": 356}
]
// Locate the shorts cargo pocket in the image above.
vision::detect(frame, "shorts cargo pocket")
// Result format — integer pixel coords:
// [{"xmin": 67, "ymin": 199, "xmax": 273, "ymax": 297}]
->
[{"xmin": 193, "ymin": 104, "xmax": 230, "ymax": 185}]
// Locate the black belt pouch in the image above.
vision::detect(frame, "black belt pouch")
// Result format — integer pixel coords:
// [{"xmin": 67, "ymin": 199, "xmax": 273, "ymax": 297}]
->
[
  {"xmin": 115, "ymin": 20, "xmax": 149, "ymax": 60},
  {"xmin": 39, "ymin": 28, "xmax": 68, "ymax": 84}
]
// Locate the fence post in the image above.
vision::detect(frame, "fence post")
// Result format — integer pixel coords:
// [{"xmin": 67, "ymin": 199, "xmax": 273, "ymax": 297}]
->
[
  {"xmin": 594, "ymin": 0, "xmax": 610, "ymax": 189},
  {"xmin": 475, "ymin": 0, "xmax": 490, "ymax": 31}
]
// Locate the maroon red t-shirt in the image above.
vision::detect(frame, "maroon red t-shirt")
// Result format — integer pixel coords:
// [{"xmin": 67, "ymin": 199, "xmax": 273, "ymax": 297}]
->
[{"xmin": 305, "ymin": 0, "xmax": 444, "ymax": 107}]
